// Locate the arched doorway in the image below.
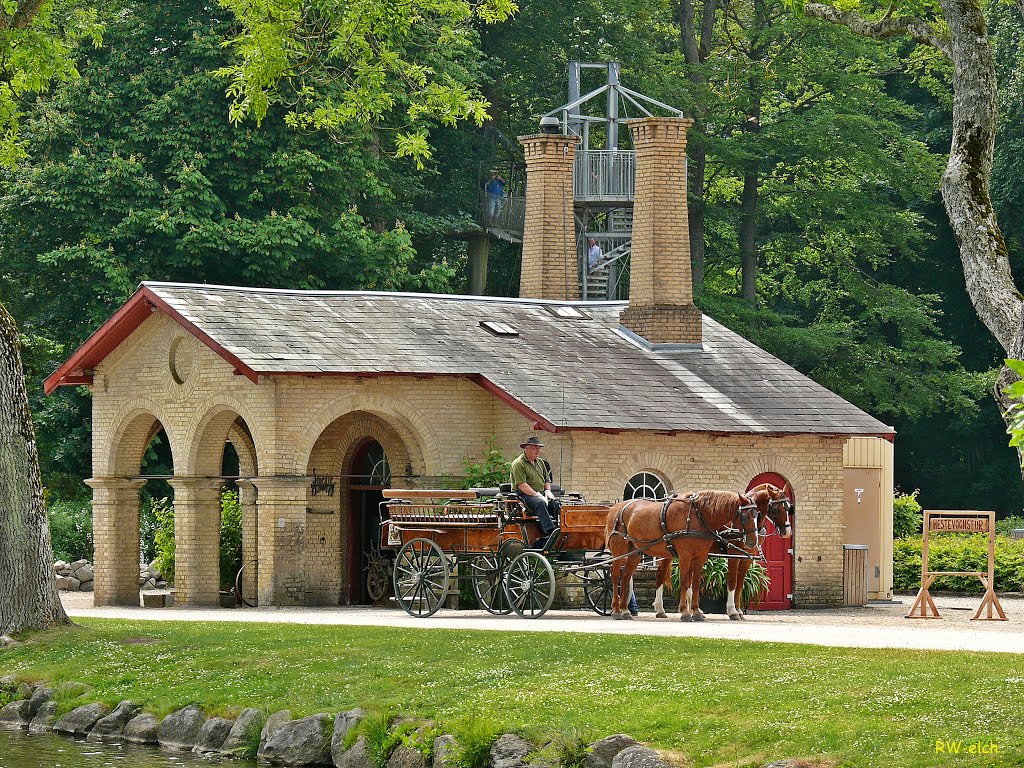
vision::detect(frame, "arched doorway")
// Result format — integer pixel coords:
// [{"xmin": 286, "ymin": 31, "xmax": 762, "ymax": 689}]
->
[
  {"xmin": 347, "ymin": 439, "xmax": 391, "ymax": 604},
  {"xmin": 747, "ymin": 472, "xmax": 794, "ymax": 610}
]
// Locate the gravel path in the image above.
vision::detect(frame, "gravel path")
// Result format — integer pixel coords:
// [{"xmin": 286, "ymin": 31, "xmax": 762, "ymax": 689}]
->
[{"xmin": 61, "ymin": 591, "xmax": 1024, "ymax": 654}]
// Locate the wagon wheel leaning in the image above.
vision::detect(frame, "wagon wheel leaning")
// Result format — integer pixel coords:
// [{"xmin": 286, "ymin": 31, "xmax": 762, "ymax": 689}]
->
[
  {"xmin": 504, "ymin": 550, "xmax": 556, "ymax": 619},
  {"xmin": 365, "ymin": 547, "xmax": 390, "ymax": 602},
  {"xmin": 471, "ymin": 553, "xmax": 513, "ymax": 615},
  {"xmin": 582, "ymin": 562, "xmax": 613, "ymax": 616},
  {"xmin": 393, "ymin": 538, "xmax": 450, "ymax": 618}
]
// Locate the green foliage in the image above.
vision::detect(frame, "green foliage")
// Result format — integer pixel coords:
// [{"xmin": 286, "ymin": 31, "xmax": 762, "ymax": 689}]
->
[
  {"xmin": 461, "ymin": 437, "xmax": 511, "ymax": 489},
  {"xmin": 671, "ymin": 556, "xmax": 769, "ymax": 602},
  {"xmin": 893, "ymin": 534, "xmax": 1024, "ymax": 592},
  {"xmin": 1003, "ymin": 359, "xmax": 1024, "ymax": 456},
  {"xmin": 219, "ymin": 489, "xmax": 243, "ymax": 591},
  {"xmin": 217, "ymin": 0, "xmax": 515, "ymax": 165},
  {"xmin": 995, "ymin": 515, "xmax": 1024, "ymax": 536},
  {"xmin": 451, "ymin": 718, "xmax": 499, "ymax": 768},
  {"xmin": 47, "ymin": 498, "xmax": 93, "ymax": 562},
  {"xmin": 893, "ymin": 490, "xmax": 923, "ymax": 539},
  {"xmin": 361, "ymin": 713, "xmax": 402, "ymax": 768},
  {"xmin": 152, "ymin": 496, "xmax": 175, "ymax": 584}
]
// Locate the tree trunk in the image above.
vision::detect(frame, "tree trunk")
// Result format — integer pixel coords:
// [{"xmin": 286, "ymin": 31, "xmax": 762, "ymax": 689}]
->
[{"xmin": 0, "ymin": 300, "xmax": 70, "ymax": 636}]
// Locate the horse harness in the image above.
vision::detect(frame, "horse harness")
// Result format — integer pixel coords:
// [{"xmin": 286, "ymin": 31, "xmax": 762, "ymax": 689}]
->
[{"xmin": 611, "ymin": 492, "xmax": 759, "ymax": 559}]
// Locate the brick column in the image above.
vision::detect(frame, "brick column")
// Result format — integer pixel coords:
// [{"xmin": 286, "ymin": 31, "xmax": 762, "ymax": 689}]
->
[
  {"xmin": 518, "ymin": 133, "xmax": 581, "ymax": 300},
  {"xmin": 87, "ymin": 477, "xmax": 145, "ymax": 606},
  {"xmin": 619, "ymin": 117, "xmax": 702, "ymax": 344},
  {"xmin": 168, "ymin": 477, "xmax": 223, "ymax": 607},
  {"xmin": 250, "ymin": 477, "xmax": 308, "ymax": 606},
  {"xmin": 235, "ymin": 479, "xmax": 259, "ymax": 604}
]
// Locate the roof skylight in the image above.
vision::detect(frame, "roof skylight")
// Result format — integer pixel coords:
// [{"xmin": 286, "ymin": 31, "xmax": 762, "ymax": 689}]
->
[{"xmin": 480, "ymin": 321, "xmax": 519, "ymax": 337}]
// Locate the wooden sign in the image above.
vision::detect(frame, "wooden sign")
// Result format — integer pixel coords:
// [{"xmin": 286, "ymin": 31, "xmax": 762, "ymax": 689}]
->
[{"xmin": 907, "ymin": 510, "xmax": 1006, "ymax": 621}]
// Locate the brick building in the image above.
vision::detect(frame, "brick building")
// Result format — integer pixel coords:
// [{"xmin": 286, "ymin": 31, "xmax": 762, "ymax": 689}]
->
[{"xmin": 47, "ymin": 117, "xmax": 895, "ymax": 609}]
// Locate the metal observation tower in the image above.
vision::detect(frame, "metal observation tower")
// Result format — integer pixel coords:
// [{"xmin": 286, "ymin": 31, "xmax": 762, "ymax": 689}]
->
[{"xmin": 475, "ymin": 62, "xmax": 685, "ymax": 300}]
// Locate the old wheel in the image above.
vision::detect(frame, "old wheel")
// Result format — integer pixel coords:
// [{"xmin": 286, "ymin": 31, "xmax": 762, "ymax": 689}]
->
[
  {"xmin": 471, "ymin": 554, "xmax": 513, "ymax": 615},
  {"xmin": 393, "ymin": 538, "xmax": 449, "ymax": 618},
  {"xmin": 366, "ymin": 548, "xmax": 390, "ymax": 602},
  {"xmin": 504, "ymin": 550, "xmax": 556, "ymax": 619},
  {"xmin": 583, "ymin": 565, "xmax": 612, "ymax": 616}
]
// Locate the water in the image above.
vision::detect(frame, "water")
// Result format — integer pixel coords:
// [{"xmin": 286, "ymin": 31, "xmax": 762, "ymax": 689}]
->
[{"xmin": 0, "ymin": 730, "xmax": 253, "ymax": 767}]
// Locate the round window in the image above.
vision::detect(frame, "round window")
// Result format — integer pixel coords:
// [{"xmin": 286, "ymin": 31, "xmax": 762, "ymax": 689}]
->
[{"xmin": 624, "ymin": 472, "xmax": 669, "ymax": 500}]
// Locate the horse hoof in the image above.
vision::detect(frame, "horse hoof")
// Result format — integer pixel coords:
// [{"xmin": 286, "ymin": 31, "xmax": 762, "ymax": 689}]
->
[
  {"xmin": 679, "ymin": 615, "xmax": 692, "ymax": 623},
  {"xmin": 612, "ymin": 613, "xmax": 626, "ymax": 620},
  {"xmin": 655, "ymin": 612, "xmax": 668, "ymax": 619},
  {"xmin": 692, "ymin": 613, "xmax": 706, "ymax": 622},
  {"xmin": 728, "ymin": 613, "xmax": 743, "ymax": 621}
]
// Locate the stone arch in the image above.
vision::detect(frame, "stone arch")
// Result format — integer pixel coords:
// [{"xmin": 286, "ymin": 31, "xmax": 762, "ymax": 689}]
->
[
  {"xmin": 608, "ymin": 451, "xmax": 686, "ymax": 501},
  {"xmin": 724, "ymin": 453, "xmax": 807, "ymax": 502},
  {"xmin": 100, "ymin": 398, "xmax": 181, "ymax": 477},
  {"xmin": 295, "ymin": 393, "xmax": 433, "ymax": 479},
  {"xmin": 182, "ymin": 397, "xmax": 267, "ymax": 478}
]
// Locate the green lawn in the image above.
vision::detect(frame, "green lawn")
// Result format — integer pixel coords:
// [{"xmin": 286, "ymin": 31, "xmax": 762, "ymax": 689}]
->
[{"xmin": 1, "ymin": 619, "xmax": 1022, "ymax": 768}]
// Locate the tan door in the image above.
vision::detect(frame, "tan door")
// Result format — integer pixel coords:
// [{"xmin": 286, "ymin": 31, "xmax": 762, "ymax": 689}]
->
[{"xmin": 844, "ymin": 467, "xmax": 882, "ymax": 594}]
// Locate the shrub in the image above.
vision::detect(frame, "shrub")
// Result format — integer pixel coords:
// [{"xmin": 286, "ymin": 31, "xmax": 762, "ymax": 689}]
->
[
  {"xmin": 995, "ymin": 515, "xmax": 1024, "ymax": 536},
  {"xmin": 462, "ymin": 436, "xmax": 511, "ymax": 489},
  {"xmin": 893, "ymin": 490, "xmax": 923, "ymax": 539},
  {"xmin": 220, "ymin": 489, "xmax": 243, "ymax": 591},
  {"xmin": 893, "ymin": 534, "xmax": 1024, "ymax": 592},
  {"xmin": 152, "ymin": 496, "xmax": 175, "ymax": 583},
  {"xmin": 48, "ymin": 499, "xmax": 94, "ymax": 562},
  {"xmin": 670, "ymin": 556, "xmax": 769, "ymax": 604},
  {"xmin": 452, "ymin": 718, "xmax": 499, "ymax": 768}
]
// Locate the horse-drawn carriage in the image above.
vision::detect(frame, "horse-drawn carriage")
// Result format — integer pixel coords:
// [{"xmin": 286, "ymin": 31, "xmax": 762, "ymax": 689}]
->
[
  {"xmin": 379, "ymin": 486, "xmax": 614, "ymax": 618},
  {"xmin": 378, "ymin": 483, "xmax": 793, "ymax": 621}
]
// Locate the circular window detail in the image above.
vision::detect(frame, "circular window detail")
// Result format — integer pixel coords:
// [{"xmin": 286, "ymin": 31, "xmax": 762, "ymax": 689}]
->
[
  {"xmin": 624, "ymin": 472, "xmax": 669, "ymax": 500},
  {"xmin": 168, "ymin": 336, "xmax": 194, "ymax": 385}
]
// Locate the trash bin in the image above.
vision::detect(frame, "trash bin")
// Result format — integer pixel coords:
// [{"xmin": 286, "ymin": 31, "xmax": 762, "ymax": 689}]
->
[{"xmin": 843, "ymin": 544, "xmax": 868, "ymax": 607}]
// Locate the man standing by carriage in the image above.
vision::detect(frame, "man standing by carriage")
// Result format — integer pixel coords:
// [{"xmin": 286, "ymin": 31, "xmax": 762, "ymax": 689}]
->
[{"xmin": 510, "ymin": 436, "xmax": 560, "ymax": 548}]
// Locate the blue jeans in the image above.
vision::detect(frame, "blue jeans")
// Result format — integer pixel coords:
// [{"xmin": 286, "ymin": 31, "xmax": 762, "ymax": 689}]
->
[
  {"xmin": 517, "ymin": 492, "xmax": 558, "ymax": 535},
  {"xmin": 628, "ymin": 590, "xmax": 639, "ymax": 614}
]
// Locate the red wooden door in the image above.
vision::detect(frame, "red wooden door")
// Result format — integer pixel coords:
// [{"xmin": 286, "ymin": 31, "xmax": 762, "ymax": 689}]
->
[{"xmin": 746, "ymin": 473, "xmax": 794, "ymax": 610}]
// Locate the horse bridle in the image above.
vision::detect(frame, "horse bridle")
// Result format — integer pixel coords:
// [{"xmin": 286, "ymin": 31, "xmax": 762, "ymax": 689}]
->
[{"xmin": 762, "ymin": 495, "xmax": 792, "ymax": 537}]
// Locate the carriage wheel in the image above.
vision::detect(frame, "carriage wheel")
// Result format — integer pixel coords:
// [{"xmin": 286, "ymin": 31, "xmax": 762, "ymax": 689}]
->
[
  {"xmin": 366, "ymin": 549, "xmax": 390, "ymax": 602},
  {"xmin": 471, "ymin": 554, "xmax": 513, "ymax": 615},
  {"xmin": 393, "ymin": 538, "xmax": 449, "ymax": 618},
  {"xmin": 582, "ymin": 565, "xmax": 613, "ymax": 616},
  {"xmin": 504, "ymin": 551, "xmax": 556, "ymax": 619},
  {"xmin": 497, "ymin": 538, "xmax": 525, "ymax": 564}
]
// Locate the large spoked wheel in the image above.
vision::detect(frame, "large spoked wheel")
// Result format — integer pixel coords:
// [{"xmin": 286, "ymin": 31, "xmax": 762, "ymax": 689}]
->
[
  {"xmin": 582, "ymin": 565, "xmax": 613, "ymax": 616},
  {"xmin": 393, "ymin": 538, "xmax": 450, "ymax": 618},
  {"xmin": 471, "ymin": 554, "xmax": 513, "ymax": 615},
  {"xmin": 366, "ymin": 548, "xmax": 390, "ymax": 602},
  {"xmin": 504, "ymin": 551, "xmax": 556, "ymax": 619}
]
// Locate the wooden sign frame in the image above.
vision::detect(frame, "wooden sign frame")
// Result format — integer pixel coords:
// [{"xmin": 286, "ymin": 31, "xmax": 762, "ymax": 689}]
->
[{"xmin": 906, "ymin": 510, "xmax": 1006, "ymax": 621}]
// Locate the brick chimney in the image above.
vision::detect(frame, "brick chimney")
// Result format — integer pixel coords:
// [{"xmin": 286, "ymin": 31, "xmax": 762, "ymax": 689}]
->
[
  {"xmin": 619, "ymin": 117, "xmax": 701, "ymax": 345},
  {"xmin": 518, "ymin": 132, "xmax": 581, "ymax": 300}
]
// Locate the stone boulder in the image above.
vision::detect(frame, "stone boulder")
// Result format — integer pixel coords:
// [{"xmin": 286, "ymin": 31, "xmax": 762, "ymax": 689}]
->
[
  {"xmin": 388, "ymin": 744, "xmax": 426, "ymax": 768},
  {"xmin": 69, "ymin": 558, "xmax": 89, "ymax": 571},
  {"xmin": 123, "ymin": 712, "xmax": 161, "ymax": 744},
  {"xmin": 56, "ymin": 576, "xmax": 80, "ymax": 592},
  {"xmin": 330, "ymin": 708, "xmax": 365, "ymax": 766},
  {"xmin": 73, "ymin": 563, "xmax": 94, "ymax": 584},
  {"xmin": 0, "ymin": 700, "xmax": 32, "ymax": 729},
  {"xmin": 157, "ymin": 704, "xmax": 207, "ymax": 751},
  {"xmin": 194, "ymin": 716, "xmax": 233, "ymax": 753},
  {"xmin": 0, "ymin": 636, "xmax": 17, "ymax": 649},
  {"xmin": 433, "ymin": 735, "xmax": 458, "ymax": 768},
  {"xmin": 0, "ymin": 675, "xmax": 20, "ymax": 689},
  {"xmin": 610, "ymin": 746, "xmax": 670, "ymax": 768},
  {"xmin": 260, "ymin": 712, "xmax": 333, "ymax": 766},
  {"xmin": 27, "ymin": 687, "xmax": 53, "ymax": 720},
  {"xmin": 259, "ymin": 709, "xmax": 292, "ymax": 754},
  {"xmin": 491, "ymin": 734, "xmax": 533, "ymax": 768},
  {"xmin": 586, "ymin": 735, "xmax": 639, "ymax": 768},
  {"xmin": 80, "ymin": 580, "xmax": 94, "ymax": 592},
  {"xmin": 88, "ymin": 700, "xmax": 140, "ymax": 741},
  {"xmin": 335, "ymin": 735, "xmax": 371, "ymax": 768},
  {"xmin": 29, "ymin": 701, "xmax": 58, "ymax": 733},
  {"xmin": 221, "ymin": 707, "xmax": 265, "ymax": 756},
  {"xmin": 53, "ymin": 702, "xmax": 110, "ymax": 737}
]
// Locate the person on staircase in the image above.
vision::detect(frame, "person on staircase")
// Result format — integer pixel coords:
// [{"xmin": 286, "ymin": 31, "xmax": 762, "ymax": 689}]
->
[
  {"xmin": 510, "ymin": 437, "xmax": 560, "ymax": 549},
  {"xmin": 587, "ymin": 238, "xmax": 603, "ymax": 271}
]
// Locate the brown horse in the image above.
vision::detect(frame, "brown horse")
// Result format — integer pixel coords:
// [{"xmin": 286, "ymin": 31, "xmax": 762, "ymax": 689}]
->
[
  {"xmin": 725, "ymin": 483, "xmax": 794, "ymax": 619},
  {"xmin": 604, "ymin": 490, "xmax": 759, "ymax": 621}
]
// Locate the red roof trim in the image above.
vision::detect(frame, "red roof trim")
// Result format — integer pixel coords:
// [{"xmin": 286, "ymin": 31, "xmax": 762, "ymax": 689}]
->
[
  {"xmin": 44, "ymin": 285, "xmax": 260, "ymax": 395},
  {"xmin": 470, "ymin": 375, "xmax": 558, "ymax": 433}
]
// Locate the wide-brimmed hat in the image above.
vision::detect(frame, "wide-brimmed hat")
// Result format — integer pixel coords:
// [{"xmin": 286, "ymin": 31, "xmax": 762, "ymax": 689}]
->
[{"xmin": 520, "ymin": 436, "xmax": 545, "ymax": 448}]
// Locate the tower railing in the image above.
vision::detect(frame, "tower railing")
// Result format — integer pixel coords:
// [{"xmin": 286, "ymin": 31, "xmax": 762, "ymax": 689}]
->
[
  {"xmin": 477, "ymin": 191, "xmax": 526, "ymax": 242},
  {"xmin": 574, "ymin": 150, "xmax": 635, "ymax": 202}
]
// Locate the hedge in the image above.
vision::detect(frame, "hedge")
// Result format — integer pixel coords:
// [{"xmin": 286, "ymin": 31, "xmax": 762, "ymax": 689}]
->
[{"xmin": 893, "ymin": 534, "xmax": 1024, "ymax": 592}]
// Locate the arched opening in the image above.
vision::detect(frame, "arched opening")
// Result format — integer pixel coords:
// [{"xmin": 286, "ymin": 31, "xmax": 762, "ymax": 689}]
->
[
  {"xmin": 623, "ymin": 471, "xmax": 670, "ymax": 500},
  {"xmin": 347, "ymin": 438, "xmax": 391, "ymax": 605},
  {"xmin": 746, "ymin": 472, "xmax": 794, "ymax": 610}
]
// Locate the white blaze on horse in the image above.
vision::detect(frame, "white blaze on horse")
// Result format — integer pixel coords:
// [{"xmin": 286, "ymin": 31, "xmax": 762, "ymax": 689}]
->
[{"xmin": 604, "ymin": 490, "xmax": 759, "ymax": 621}]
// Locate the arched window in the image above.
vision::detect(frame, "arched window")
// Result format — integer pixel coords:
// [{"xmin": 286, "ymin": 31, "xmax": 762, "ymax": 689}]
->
[{"xmin": 624, "ymin": 471, "xmax": 669, "ymax": 500}]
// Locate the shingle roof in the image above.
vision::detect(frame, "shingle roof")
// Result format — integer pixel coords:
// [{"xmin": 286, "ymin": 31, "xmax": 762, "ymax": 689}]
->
[{"xmin": 124, "ymin": 282, "xmax": 890, "ymax": 436}]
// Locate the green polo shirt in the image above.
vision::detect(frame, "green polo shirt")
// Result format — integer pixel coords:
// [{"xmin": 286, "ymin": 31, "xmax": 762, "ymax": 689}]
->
[{"xmin": 510, "ymin": 453, "xmax": 552, "ymax": 493}]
